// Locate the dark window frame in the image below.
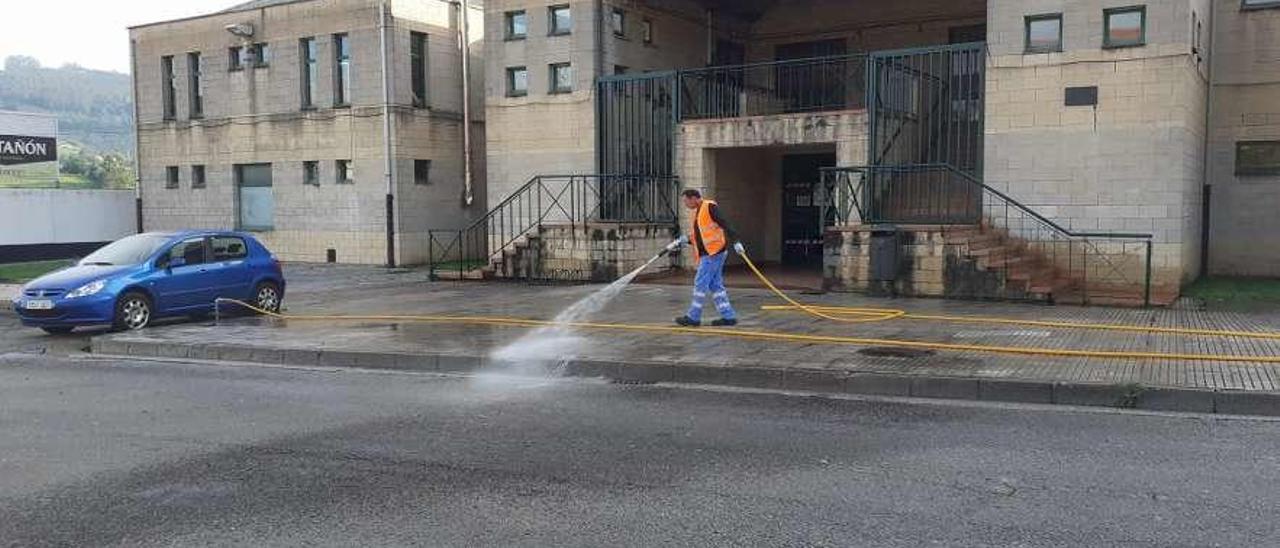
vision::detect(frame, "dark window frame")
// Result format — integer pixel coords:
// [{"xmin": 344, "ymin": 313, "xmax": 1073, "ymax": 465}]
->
[
  {"xmin": 504, "ymin": 10, "xmax": 527, "ymax": 40},
  {"xmin": 548, "ymin": 5, "xmax": 572, "ymax": 36},
  {"xmin": 506, "ymin": 66, "xmax": 528, "ymax": 97},
  {"xmin": 1236, "ymin": 141, "xmax": 1280, "ymax": 176},
  {"xmin": 251, "ymin": 42, "xmax": 270, "ymax": 68},
  {"xmin": 611, "ymin": 8, "xmax": 626, "ymax": 37},
  {"xmin": 191, "ymin": 165, "xmax": 206, "ymax": 189},
  {"xmin": 300, "ymin": 37, "xmax": 318, "ymax": 110},
  {"xmin": 549, "ymin": 62, "xmax": 573, "ymax": 94},
  {"xmin": 1024, "ymin": 13, "xmax": 1064, "ymax": 53},
  {"xmin": 303, "ymin": 160, "xmax": 320, "ymax": 186},
  {"xmin": 414, "ymin": 159, "xmax": 432, "ymax": 185},
  {"xmin": 235, "ymin": 163, "xmax": 275, "ymax": 232},
  {"xmin": 411, "ymin": 31, "xmax": 428, "ymax": 108},
  {"xmin": 335, "ymin": 159, "xmax": 354, "ymax": 184},
  {"xmin": 165, "ymin": 166, "xmax": 180, "ymax": 189},
  {"xmin": 333, "ymin": 33, "xmax": 351, "ymax": 107},
  {"xmin": 161, "ymin": 55, "xmax": 176, "ymax": 120},
  {"xmin": 228, "ymin": 46, "xmax": 244, "ymax": 71},
  {"xmin": 1242, "ymin": 0, "xmax": 1280, "ymax": 11},
  {"xmin": 1103, "ymin": 5, "xmax": 1147, "ymax": 49},
  {"xmin": 187, "ymin": 52, "xmax": 203, "ymax": 119}
]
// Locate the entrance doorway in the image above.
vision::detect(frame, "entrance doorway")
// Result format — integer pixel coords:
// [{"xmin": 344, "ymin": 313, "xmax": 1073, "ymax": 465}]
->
[{"xmin": 781, "ymin": 153, "xmax": 836, "ymax": 267}]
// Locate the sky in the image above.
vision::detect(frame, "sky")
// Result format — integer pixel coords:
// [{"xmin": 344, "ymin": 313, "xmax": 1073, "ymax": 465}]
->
[{"xmin": 0, "ymin": 0, "xmax": 237, "ymax": 74}]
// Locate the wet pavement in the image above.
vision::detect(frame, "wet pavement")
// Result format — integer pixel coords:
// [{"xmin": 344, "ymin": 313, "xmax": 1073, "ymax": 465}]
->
[{"xmin": 93, "ymin": 264, "xmax": 1280, "ymax": 393}]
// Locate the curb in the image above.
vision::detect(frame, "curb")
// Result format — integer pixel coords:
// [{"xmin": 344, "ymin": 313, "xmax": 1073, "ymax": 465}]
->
[{"xmin": 90, "ymin": 337, "xmax": 1280, "ymax": 417}]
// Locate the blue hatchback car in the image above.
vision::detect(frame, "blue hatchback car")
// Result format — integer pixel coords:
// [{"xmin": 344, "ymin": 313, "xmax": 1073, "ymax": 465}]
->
[{"xmin": 12, "ymin": 231, "xmax": 285, "ymax": 333}]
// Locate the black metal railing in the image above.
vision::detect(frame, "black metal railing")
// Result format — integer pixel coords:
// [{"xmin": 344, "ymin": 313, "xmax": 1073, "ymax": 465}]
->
[
  {"xmin": 820, "ymin": 164, "xmax": 1155, "ymax": 306},
  {"xmin": 678, "ymin": 54, "xmax": 868, "ymax": 120},
  {"xmin": 428, "ymin": 174, "xmax": 680, "ymax": 280}
]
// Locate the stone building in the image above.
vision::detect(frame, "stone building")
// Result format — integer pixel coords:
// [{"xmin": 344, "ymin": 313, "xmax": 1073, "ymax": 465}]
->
[
  {"xmin": 469, "ymin": 0, "xmax": 1280, "ymax": 305},
  {"xmin": 130, "ymin": 0, "xmax": 485, "ymax": 265}
]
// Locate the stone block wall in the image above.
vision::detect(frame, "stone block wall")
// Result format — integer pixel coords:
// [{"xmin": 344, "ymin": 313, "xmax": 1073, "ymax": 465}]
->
[
  {"xmin": 985, "ymin": 0, "xmax": 1207, "ymax": 288},
  {"xmin": 1206, "ymin": 2, "xmax": 1280, "ymax": 276},
  {"xmin": 825, "ymin": 225, "xmax": 1039, "ymax": 301},
  {"xmin": 131, "ymin": 0, "xmax": 485, "ymax": 265},
  {"xmin": 534, "ymin": 222, "xmax": 676, "ymax": 282}
]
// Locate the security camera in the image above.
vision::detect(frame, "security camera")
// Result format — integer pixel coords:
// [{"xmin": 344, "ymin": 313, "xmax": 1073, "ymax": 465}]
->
[{"xmin": 224, "ymin": 23, "xmax": 255, "ymax": 38}]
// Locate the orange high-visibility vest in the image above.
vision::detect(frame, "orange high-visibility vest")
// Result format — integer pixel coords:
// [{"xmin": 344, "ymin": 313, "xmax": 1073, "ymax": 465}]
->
[{"xmin": 691, "ymin": 199, "xmax": 727, "ymax": 262}]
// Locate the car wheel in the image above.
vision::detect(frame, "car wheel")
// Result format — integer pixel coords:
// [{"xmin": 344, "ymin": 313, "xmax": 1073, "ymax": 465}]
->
[
  {"xmin": 113, "ymin": 292, "xmax": 153, "ymax": 331},
  {"xmin": 253, "ymin": 282, "xmax": 282, "ymax": 314},
  {"xmin": 40, "ymin": 326, "xmax": 74, "ymax": 335}
]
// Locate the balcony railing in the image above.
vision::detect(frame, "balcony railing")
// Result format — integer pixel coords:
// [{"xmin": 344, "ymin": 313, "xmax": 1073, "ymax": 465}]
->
[{"xmin": 678, "ymin": 54, "xmax": 869, "ymax": 121}]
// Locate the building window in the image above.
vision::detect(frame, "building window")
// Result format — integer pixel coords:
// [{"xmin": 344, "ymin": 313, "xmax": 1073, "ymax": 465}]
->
[
  {"xmin": 411, "ymin": 31, "xmax": 428, "ymax": 108},
  {"xmin": 611, "ymin": 8, "xmax": 626, "ymax": 37},
  {"xmin": 303, "ymin": 161, "xmax": 319, "ymax": 186},
  {"xmin": 165, "ymin": 166, "xmax": 179, "ymax": 189},
  {"xmin": 236, "ymin": 163, "xmax": 274, "ymax": 231},
  {"xmin": 161, "ymin": 55, "xmax": 176, "ymax": 120},
  {"xmin": 505, "ymin": 10, "xmax": 527, "ymax": 40},
  {"xmin": 549, "ymin": 63, "xmax": 573, "ymax": 94},
  {"xmin": 614, "ymin": 65, "xmax": 628, "ymax": 75},
  {"xmin": 549, "ymin": 5, "xmax": 571, "ymax": 35},
  {"xmin": 228, "ymin": 46, "xmax": 244, "ymax": 71},
  {"xmin": 1243, "ymin": 0, "xmax": 1280, "ymax": 10},
  {"xmin": 251, "ymin": 42, "xmax": 270, "ymax": 68},
  {"xmin": 1024, "ymin": 14, "xmax": 1063, "ymax": 53},
  {"xmin": 300, "ymin": 37, "xmax": 318, "ymax": 109},
  {"xmin": 1236, "ymin": 141, "xmax": 1280, "ymax": 176},
  {"xmin": 506, "ymin": 66, "xmax": 528, "ymax": 97},
  {"xmin": 334, "ymin": 33, "xmax": 351, "ymax": 106},
  {"xmin": 414, "ymin": 160, "xmax": 431, "ymax": 185},
  {"xmin": 1104, "ymin": 6, "xmax": 1146, "ymax": 48},
  {"xmin": 642, "ymin": 18, "xmax": 653, "ymax": 44},
  {"xmin": 191, "ymin": 165, "xmax": 206, "ymax": 189},
  {"xmin": 187, "ymin": 52, "xmax": 203, "ymax": 119},
  {"xmin": 336, "ymin": 160, "xmax": 353, "ymax": 184}
]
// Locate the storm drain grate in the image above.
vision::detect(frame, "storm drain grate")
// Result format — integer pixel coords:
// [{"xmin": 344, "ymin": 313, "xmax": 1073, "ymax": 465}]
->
[{"xmin": 857, "ymin": 346, "xmax": 935, "ymax": 359}]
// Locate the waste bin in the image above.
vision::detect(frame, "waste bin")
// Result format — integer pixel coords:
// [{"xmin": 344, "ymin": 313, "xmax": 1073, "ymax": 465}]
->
[{"xmin": 869, "ymin": 225, "xmax": 900, "ymax": 282}]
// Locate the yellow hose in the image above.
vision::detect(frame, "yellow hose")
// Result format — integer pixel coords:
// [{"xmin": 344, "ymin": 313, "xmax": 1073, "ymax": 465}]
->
[{"xmin": 208, "ymin": 252, "xmax": 1280, "ymax": 364}]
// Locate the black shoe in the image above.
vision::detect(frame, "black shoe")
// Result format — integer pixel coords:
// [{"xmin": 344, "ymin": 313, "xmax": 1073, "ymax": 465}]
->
[
  {"xmin": 675, "ymin": 316, "xmax": 700, "ymax": 327},
  {"xmin": 710, "ymin": 318, "xmax": 738, "ymax": 327}
]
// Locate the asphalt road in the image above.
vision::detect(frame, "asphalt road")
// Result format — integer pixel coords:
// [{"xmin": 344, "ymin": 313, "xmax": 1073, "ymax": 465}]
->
[{"xmin": 1, "ymin": 352, "xmax": 1278, "ymax": 547}]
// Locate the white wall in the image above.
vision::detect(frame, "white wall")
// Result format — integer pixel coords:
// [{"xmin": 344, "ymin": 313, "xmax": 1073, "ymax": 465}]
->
[{"xmin": 0, "ymin": 189, "xmax": 136, "ymax": 245}]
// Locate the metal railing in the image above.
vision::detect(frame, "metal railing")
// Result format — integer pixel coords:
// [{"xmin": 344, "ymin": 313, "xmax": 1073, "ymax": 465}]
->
[
  {"xmin": 820, "ymin": 164, "xmax": 1155, "ymax": 306},
  {"xmin": 428, "ymin": 174, "xmax": 680, "ymax": 281},
  {"xmin": 678, "ymin": 54, "xmax": 868, "ymax": 120}
]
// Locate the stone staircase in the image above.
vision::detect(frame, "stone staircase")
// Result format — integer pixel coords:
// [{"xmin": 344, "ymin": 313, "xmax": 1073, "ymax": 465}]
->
[{"xmin": 942, "ymin": 224, "xmax": 1167, "ymax": 306}]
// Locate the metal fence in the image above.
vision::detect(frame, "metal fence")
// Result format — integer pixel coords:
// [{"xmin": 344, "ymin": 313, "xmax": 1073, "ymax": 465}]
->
[
  {"xmin": 678, "ymin": 54, "xmax": 868, "ymax": 120},
  {"xmin": 597, "ymin": 74, "xmax": 677, "ymax": 178},
  {"xmin": 868, "ymin": 43, "xmax": 985, "ymax": 172},
  {"xmin": 428, "ymin": 174, "xmax": 680, "ymax": 280}
]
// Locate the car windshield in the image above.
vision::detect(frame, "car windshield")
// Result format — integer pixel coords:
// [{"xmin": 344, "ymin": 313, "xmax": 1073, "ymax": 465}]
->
[{"xmin": 79, "ymin": 234, "xmax": 173, "ymax": 266}]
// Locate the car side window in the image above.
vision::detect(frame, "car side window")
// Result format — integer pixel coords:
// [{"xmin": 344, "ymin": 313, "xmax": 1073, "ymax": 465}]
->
[
  {"xmin": 165, "ymin": 238, "xmax": 208, "ymax": 266},
  {"xmin": 211, "ymin": 236, "xmax": 248, "ymax": 261}
]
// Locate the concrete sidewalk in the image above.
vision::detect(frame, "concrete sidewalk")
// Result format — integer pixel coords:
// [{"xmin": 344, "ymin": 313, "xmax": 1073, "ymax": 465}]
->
[{"xmin": 91, "ymin": 274, "xmax": 1280, "ymax": 415}]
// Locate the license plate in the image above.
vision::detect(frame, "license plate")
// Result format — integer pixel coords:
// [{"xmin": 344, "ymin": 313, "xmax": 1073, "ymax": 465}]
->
[{"xmin": 24, "ymin": 299, "xmax": 53, "ymax": 310}]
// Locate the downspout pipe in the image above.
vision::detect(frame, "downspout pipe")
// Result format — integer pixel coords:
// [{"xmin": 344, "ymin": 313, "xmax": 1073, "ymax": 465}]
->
[
  {"xmin": 129, "ymin": 38, "xmax": 143, "ymax": 233},
  {"xmin": 1199, "ymin": 4, "xmax": 1217, "ymax": 279},
  {"xmin": 459, "ymin": 0, "xmax": 475, "ymax": 206},
  {"xmin": 379, "ymin": 0, "xmax": 397, "ymax": 267}
]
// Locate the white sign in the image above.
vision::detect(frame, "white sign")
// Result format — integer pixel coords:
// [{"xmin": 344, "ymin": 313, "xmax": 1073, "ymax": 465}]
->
[{"xmin": 0, "ymin": 111, "xmax": 58, "ymax": 187}]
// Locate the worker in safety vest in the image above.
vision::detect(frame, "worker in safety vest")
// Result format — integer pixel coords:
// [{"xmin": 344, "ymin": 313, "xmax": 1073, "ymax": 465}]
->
[{"xmin": 664, "ymin": 189, "xmax": 745, "ymax": 327}]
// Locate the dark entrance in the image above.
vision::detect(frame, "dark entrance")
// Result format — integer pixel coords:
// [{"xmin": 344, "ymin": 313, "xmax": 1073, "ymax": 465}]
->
[{"xmin": 782, "ymin": 153, "xmax": 836, "ymax": 266}]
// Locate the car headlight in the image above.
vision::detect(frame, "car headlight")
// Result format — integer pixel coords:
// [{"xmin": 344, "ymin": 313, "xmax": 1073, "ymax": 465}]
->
[{"xmin": 65, "ymin": 279, "xmax": 107, "ymax": 299}]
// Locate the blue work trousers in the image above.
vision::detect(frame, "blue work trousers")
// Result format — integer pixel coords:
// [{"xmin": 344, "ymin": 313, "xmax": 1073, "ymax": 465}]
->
[{"xmin": 686, "ymin": 251, "xmax": 736, "ymax": 323}]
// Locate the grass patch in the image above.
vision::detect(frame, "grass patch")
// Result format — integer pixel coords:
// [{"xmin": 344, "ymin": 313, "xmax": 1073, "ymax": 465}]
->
[
  {"xmin": 1184, "ymin": 277, "xmax": 1280, "ymax": 310},
  {"xmin": 0, "ymin": 260, "xmax": 73, "ymax": 284}
]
